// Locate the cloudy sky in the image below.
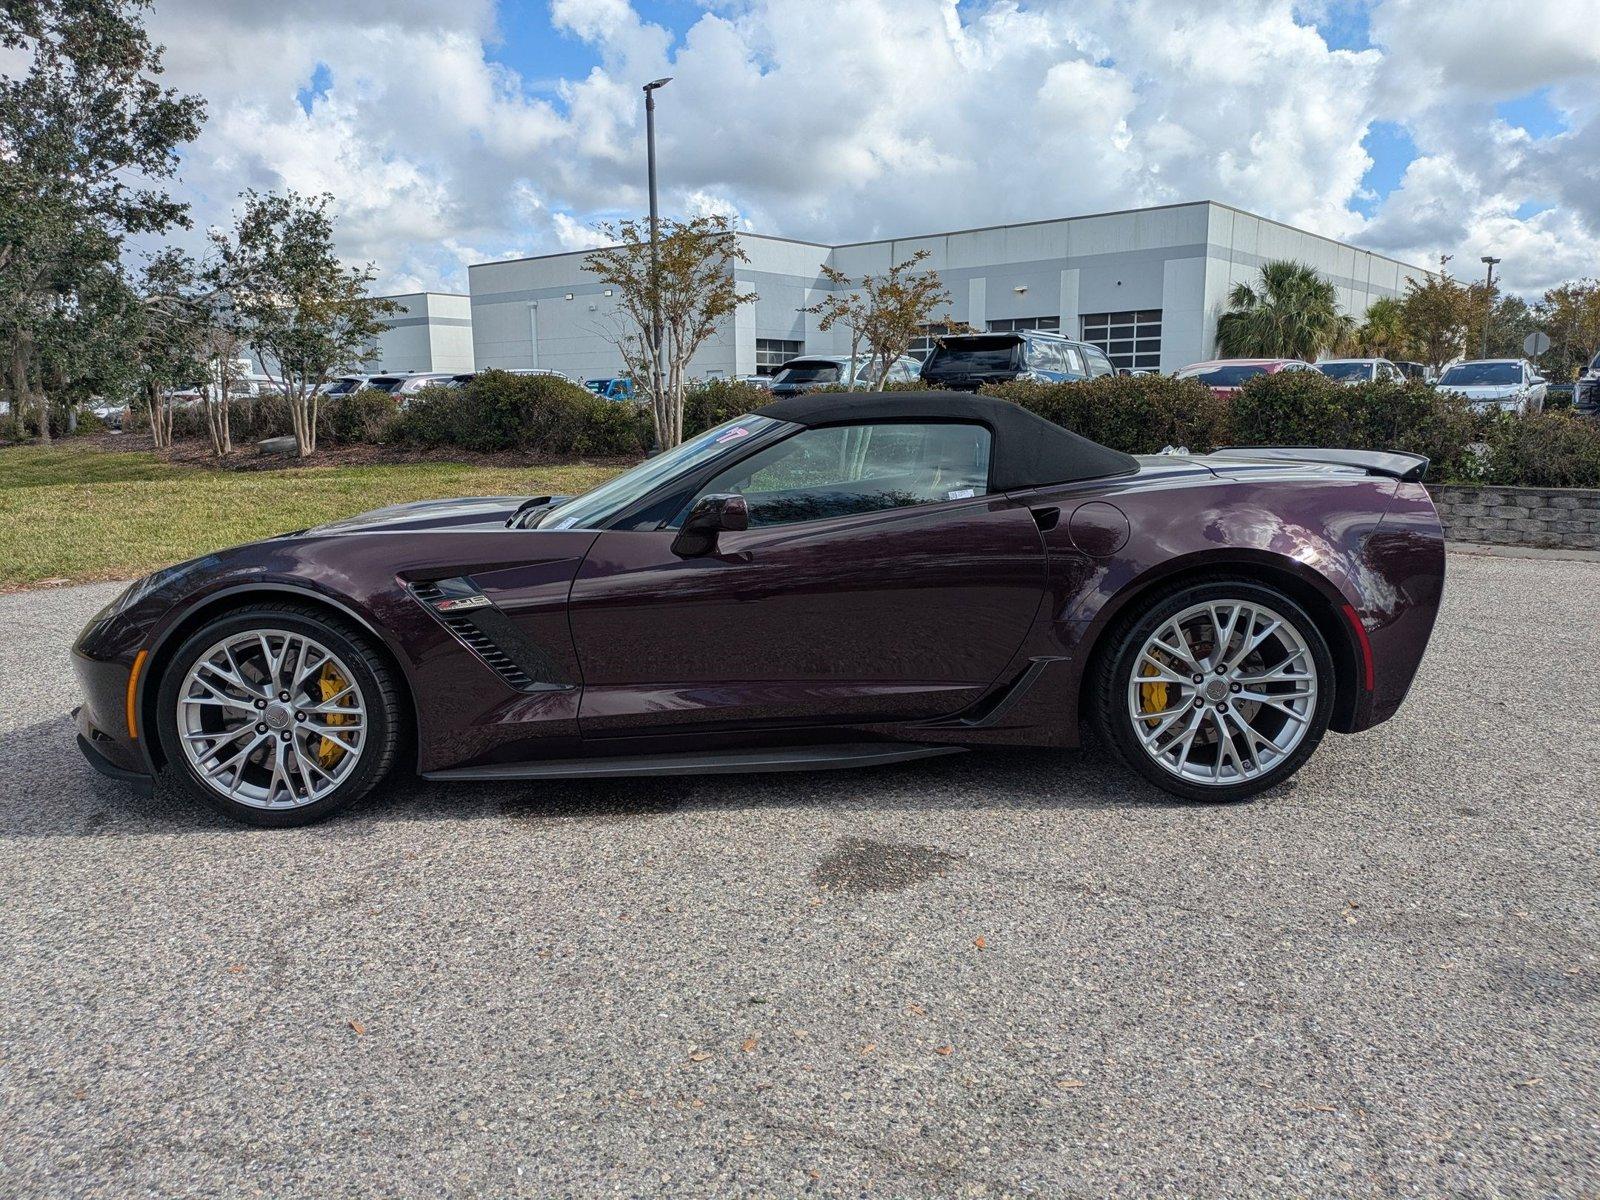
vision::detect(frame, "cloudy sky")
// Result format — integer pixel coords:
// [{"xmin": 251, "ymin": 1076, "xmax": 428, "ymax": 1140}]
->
[{"xmin": 134, "ymin": 0, "xmax": 1600, "ymax": 297}]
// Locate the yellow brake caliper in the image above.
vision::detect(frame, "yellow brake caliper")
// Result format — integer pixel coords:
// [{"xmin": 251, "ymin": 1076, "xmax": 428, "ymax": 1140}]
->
[
  {"xmin": 1138, "ymin": 660, "xmax": 1170, "ymax": 725},
  {"xmin": 315, "ymin": 662, "xmax": 352, "ymax": 768}
]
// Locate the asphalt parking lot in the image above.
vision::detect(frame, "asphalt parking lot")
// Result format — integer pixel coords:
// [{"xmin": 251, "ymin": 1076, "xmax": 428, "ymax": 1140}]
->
[{"xmin": 1, "ymin": 552, "xmax": 1597, "ymax": 1198}]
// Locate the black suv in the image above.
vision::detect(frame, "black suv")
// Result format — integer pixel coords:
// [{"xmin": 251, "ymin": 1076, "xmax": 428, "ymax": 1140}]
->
[{"xmin": 1577, "ymin": 352, "xmax": 1600, "ymax": 417}]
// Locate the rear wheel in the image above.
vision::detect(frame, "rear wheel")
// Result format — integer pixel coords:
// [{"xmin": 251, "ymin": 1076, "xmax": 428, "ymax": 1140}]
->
[
  {"xmin": 155, "ymin": 604, "xmax": 401, "ymax": 826},
  {"xmin": 1094, "ymin": 581, "xmax": 1335, "ymax": 802}
]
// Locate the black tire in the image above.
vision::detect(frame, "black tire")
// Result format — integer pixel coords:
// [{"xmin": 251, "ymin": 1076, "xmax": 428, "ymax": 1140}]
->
[
  {"xmin": 1091, "ymin": 580, "xmax": 1336, "ymax": 802},
  {"xmin": 155, "ymin": 603, "xmax": 403, "ymax": 827}
]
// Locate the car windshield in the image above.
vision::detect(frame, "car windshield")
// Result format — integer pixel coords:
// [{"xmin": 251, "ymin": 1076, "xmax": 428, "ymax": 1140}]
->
[
  {"xmin": 365, "ymin": 377, "xmax": 405, "ymax": 393},
  {"xmin": 1440, "ymin": 363, "xmax": 1520, "ymax": 386},
  {"xmin": 1317, "ymin": 362, "xmax": 1371, "ymax": 381},
  {"xmin": 771, "ymin": 363, "xmax": 843, "ymax": 386},
  {"xmin": 1179, "ymin": 364, "xmax": 1268, "ymax": 386},
  {"xmin": 535, "ymin": 415, "xmax": 785, "ymax": 530},
  {"xmin": 923, "ymin": 337, "xmax": 1022, "ymax": 374},
  {"xmin": 323, "ymin": 379, "xmax": 361, "ymax": 395}
]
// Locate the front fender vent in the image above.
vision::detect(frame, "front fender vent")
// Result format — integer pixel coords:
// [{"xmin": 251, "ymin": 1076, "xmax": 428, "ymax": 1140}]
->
[{"xmin": 409, "ymin": 579, "xmax": 568, "ymax": 693}]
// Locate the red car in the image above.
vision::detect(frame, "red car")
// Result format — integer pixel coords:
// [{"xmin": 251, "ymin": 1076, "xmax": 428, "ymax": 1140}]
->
[{"xmin": 1176, "ymin": 358, "xmax": 1316, "ymax": 396}]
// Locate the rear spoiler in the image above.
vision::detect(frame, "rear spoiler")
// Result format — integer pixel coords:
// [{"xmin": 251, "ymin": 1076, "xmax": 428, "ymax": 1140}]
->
[{"xmin": 1208, "ymin": 447, "xmax": 1429, "ymax": 483}]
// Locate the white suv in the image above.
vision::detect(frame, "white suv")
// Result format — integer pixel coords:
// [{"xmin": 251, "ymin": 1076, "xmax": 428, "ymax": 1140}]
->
[{"xmin": 1435, "ymin": 359, "xmax": 1547, "ymax": 415}]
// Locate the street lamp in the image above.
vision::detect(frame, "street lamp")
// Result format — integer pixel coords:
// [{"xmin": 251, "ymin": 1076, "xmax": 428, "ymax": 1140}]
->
[
  {"xmin": 1480, "ymin": 255, "xmax": 1501, "ymax": 359},
  {"xmin": 643, "ymin": 77, "xmax": 672, "ymax": 402}
]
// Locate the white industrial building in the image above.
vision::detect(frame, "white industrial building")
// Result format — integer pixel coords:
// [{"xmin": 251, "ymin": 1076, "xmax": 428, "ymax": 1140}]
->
[
  {"xmin": 364, "ymin": 292, "xmax": 475, "ymax": 374},
  {"xmin": 467, "ymin": 200, "xmax": 1428, "ymax": 381}
]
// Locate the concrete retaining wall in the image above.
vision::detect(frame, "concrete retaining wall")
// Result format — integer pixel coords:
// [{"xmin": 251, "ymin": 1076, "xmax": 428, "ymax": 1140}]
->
[{"xmin": 1429, "ymin": 484, "xmax": 1600, "ymax": 549}]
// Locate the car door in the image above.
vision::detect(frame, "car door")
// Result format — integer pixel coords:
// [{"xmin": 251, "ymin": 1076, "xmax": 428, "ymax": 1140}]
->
[{"xmin": 566, "ymin": 420, "xmax": 1048, "ymax": 736}]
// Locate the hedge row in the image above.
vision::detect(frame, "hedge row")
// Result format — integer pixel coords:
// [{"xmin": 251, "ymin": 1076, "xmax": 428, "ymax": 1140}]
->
[
  {"xmin": 392, "ymin": 372, "xmax": 649, "ymax": 456},
  {"xmin": 983, "ymin": 373, "xmax": 1600, "ymax": 489},
  {"xmin": 118, "ymin": 368, "xmax": 1600, "ymax": 490}
]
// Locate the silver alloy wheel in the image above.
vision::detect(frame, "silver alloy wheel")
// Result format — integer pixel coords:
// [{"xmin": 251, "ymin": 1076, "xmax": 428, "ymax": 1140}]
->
[
  {"xmin": 1126, "ymin": 598, "xmax": 1318, "ymax": 787},
  {"xmin": 176, "ymin": 628, "xmax": 367, "ymax": 809}
]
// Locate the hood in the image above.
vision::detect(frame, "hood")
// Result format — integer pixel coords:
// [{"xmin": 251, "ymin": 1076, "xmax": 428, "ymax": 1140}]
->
[
  {"xmin": 303, "ymin": 495, "xmax": 529, "ymax": 536},
  {"xmin": 1442, "ymin": 384, "xmax": 1523, "ymax": 402}
]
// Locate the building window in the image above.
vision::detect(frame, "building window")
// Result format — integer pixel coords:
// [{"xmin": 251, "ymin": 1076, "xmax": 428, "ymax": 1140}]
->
[
  {"xmin": 987, "ymin": 315, "xmax": 1061, "ymax": 334},
  {"xmin": 1080, "ymin": 310, "xmax": 1162, "ymax": 372},
  {"xmin": 908, "ymin": 323, "xmax": 961, "ymax": 361},
  {"xmin": 755, "ymin": 338, "xmax": 803, "ymax": 376}
]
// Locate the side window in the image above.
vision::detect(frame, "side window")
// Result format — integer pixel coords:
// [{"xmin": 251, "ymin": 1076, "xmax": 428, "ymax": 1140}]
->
[
  {"xmin": 1024, "ymin": 340, "xmax": 1055, "ymax": 373},
  {"xmin": 1085, "ymin": 347, "xmax": 1115, "ymax": 377},
  {"xmin": 1060, "ymin": 345, "xmax": 1087, "ymax": 377},
  {"xmin": 690, "ymin": 423, "xmax": 993, "ymax": 529}
]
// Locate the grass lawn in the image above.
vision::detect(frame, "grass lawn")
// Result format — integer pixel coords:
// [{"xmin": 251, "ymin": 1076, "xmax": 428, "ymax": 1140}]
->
[{"xmin": 0, "ymin": 444, "xmax": 625, "ymax": 590}]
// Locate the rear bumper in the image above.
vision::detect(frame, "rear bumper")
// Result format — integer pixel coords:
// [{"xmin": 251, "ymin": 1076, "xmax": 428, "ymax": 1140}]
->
[{"xmin": 1352, "ymin": 481, "xmax": 1448, "ymax": 730}]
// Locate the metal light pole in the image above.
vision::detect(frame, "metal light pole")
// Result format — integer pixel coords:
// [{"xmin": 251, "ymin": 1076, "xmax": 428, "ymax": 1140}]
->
[
  {"xmin": 643, "ymin": 77, "xmax": 672, "ymax": 409},
  {"xmin": 1480, "ymin": 255, "xmax": 1501, "ymax": 359}
]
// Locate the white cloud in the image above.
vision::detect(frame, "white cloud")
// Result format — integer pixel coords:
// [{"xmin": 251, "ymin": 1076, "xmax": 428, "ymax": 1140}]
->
[{"xmin": 119, "ymin": 0, "xmax": 1600, "ymax": 298}]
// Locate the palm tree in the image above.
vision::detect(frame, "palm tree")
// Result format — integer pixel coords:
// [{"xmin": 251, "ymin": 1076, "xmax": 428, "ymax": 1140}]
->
[
  {"xmin": 1215, "ymin": 260, "xmax": 1353, "ymax": 360},
  {"xmin": 1350, "ymin": 296, "xmax": 1410, "ymax": 359}
]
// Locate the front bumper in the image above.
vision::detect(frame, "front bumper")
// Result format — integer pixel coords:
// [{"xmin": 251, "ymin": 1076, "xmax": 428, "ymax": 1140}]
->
[{"xmin": 73, "ymin": 705, "xmax": 154, "ymax": 793}]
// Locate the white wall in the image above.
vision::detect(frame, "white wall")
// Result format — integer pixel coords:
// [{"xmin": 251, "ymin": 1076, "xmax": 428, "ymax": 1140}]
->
[
  {"xmin": 367, "ymin": 293, "xmax": 475, "ymax": 373},
  {"xmin": 465, "ymin": 203, "xmax": 1429, "ymax": 381}
]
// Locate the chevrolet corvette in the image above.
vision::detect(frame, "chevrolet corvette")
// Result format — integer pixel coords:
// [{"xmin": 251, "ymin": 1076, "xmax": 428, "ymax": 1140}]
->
[{"xmin": 72, "ymin": 392, "xmax": 1446, "ymax": 826}]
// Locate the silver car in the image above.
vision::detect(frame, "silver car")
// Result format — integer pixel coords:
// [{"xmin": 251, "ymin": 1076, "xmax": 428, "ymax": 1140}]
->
[
  {"xmin": 1315, "ymin": 358, "xmax": 1405, "ymax": 384},
  {"xmin": 768, "ymin": 354, "xmax": 921, "ymax": 397}
]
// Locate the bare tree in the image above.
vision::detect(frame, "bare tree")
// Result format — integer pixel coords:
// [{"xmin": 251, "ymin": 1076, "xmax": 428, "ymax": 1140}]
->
[
  {"xmin": 807, "ymin": 251, "xmax": 952, "ymax": 390},
  {"xmin": 804, "ymin": 265, "xmax": 871, "ymax": 389},
  {"xmin": 584, "ymin": 215, "xmax": 757, "ymax": 448}
]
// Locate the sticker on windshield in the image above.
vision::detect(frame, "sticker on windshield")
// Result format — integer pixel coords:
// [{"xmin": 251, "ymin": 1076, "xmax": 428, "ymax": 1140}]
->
[
  {"xmin": 947, "ymin": 488, "xmax": 975, "ymax": 500},
  {"xmin": 715, "ymin": 426, "xmax": 752, "ymax": 444}
]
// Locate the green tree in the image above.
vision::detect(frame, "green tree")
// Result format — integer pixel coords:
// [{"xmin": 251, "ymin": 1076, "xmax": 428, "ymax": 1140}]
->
[
  {"xmin": 212, "ymin": 191, "xmax": 395, "ymax": 457},
  {"xmin": 0, "ymin": 0, "xmax": 204, "ymax": 439},
  {"xmin": 125, "ymin": 250, "xmax": 209, "ymax": 449},
  {"xmin": 1399, "ymin": 257, "xmax": 1472, "ymax": 373},
  {"xmin": 1536, "ymin": 281, "xmax": 1600, "ymax": 381},
  {"xmin": 583, "ymin": 215, "xmax": 757, "ymax": 448},
  {"xmin": 1350, "ymin": 296, "xmax": 1411, "ymax": 359},
  {"xmin": 1214, "ymin": 260, "xmax": 1352, "ymax": 361}
]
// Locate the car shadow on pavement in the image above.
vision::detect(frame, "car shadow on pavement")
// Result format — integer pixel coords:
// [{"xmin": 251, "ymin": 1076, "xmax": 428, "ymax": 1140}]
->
[{"xmin": 1, "ymin": 715, "xmax": 1272, "ymax": 839}]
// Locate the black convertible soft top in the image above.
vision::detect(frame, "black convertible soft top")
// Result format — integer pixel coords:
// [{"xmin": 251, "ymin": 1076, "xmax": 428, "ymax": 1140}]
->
[{"xmin": 753, "ymin": 391, "xmax": 1137, "ymax": 491}]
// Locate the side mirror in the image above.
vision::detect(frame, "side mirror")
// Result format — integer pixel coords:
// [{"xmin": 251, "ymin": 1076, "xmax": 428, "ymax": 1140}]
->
[
  {"xmin": 672, "ymin": 493, "xmax": 748, "ymax": 558},
  {"xmin": 1117, "ymin": 367, "xmax": 1133, "ymax": 377}
]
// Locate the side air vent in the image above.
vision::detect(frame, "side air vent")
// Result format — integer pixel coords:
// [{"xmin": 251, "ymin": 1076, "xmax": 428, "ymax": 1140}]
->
[{"xmin": 409, "ymin": 579, "xmax": 543, "ymax": 692}]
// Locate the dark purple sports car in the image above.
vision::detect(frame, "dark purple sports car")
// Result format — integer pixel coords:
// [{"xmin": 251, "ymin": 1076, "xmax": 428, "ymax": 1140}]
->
[{"xmin": 72, "ymin": 392, "xmax": 1446, "ymax": 826}]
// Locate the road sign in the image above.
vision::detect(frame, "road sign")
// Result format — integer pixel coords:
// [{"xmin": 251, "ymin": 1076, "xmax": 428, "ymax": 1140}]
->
[{"xmin": 1524, "ymin": 331, "xmax": 1552, "ymax": 357}]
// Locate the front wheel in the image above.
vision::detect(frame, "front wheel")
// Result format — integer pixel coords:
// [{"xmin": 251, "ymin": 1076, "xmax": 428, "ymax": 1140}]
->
[
  {"xmin": 155, "ymin": 604, "xmax": 402, "ymax": 826},
  {"xmin": 1093, "ymin": 582, "xmax": 1335, "ymax": 802}
]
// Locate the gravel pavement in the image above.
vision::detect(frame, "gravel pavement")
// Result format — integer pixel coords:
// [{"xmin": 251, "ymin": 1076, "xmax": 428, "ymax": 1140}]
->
[{"xmin": 1, "ymin": 555, "xmax": 1596, "ymax": 1198}]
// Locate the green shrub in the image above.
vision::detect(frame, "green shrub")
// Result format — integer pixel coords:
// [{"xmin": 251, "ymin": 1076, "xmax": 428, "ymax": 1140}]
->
[
  {"xmin": 322, "ymin": 389, "xmax": 400, "ymax": 445},
  {"xmin": 982, "ymin": 374, "xmax": 1230, "ymax": 454},
  {"xmin": 1227, "ymin": 372, "xmax": 1477, "ymax": 480},
  {"xmin": 393, "ymin": 370, "xmax": 650, "ymax": 457},
  {"xmin": 683, "ymin": 379, "xmax": 773, "ymax": 437},
  {"xmin": 1473, "ymin": 410, "xmax": 1600, "ymax": 489}
]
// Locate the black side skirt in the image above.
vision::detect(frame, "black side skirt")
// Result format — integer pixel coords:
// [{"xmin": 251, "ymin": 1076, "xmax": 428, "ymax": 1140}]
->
[{"xmin": 423, "ymin": 742, "xmax": 965, "ymax": 782}]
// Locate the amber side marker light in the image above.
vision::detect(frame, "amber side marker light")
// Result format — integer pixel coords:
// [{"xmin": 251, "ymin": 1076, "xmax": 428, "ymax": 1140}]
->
[{"xmin": 126, "ymin": 649, "xmax": 148, "ymax": 739}]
